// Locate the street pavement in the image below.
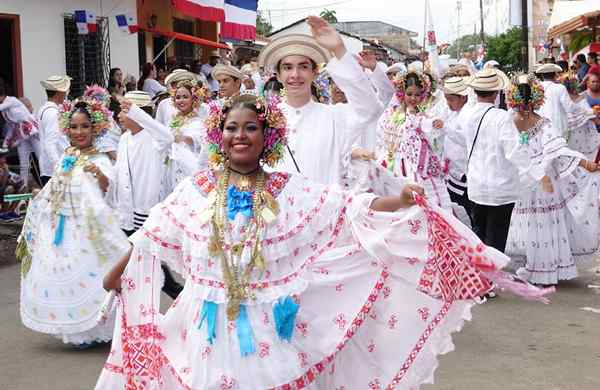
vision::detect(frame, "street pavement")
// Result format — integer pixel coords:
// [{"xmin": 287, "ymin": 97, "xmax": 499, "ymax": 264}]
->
[{"xmin": 1, "ymin": 224, "xmax": 599, "ymax": 390}]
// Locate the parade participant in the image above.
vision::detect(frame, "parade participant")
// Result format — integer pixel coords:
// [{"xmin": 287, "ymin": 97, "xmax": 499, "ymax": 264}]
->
[
  {"xmin": 457, "ymin": 69, "xmax": 533, "ymax": 253},
  {"xmin": 442, "ymin": 77, "xmax": 473, "ymax": 223},
  {"xmin": 212, "ymin": 64, "xmax": 243, "ymax": 99},
  {"xmin": 96, "ymin": 93, "xmax": 550, "ymax": 389},
  {"xmin": 155, "ymin": 69, "xmax": 198, "ymax": 126},
  {"xmin": 201, "ymin": 50, "xmax": 221, "ymax": 95},
  {"xmin": 257, "ymin": 16, "xmax": 382, "ymax": 185},
  {"xmin": 537, "ymin": 63, "xmax": 593, "ymax": 138},
  {"xmin": 121, "ymin": 79, "xmax": 209, "ymax": 199},
  {"xmin": 505, "ymin": 75, "xmax": 600, "ymax": 285},
  {"xmin": 0, "ymin": 79, "xmax": 40, "ymax": 188},
  {"xmin": 18, "ymin": 96, "xmax": 130, "ymax": 347},
  {"xmin": 37, "ymin": 76, "xmax": 71, "ymax": 186},
  {"xmin": 84, "ymin": 85, "xmax": 121, "ymax": 161}
]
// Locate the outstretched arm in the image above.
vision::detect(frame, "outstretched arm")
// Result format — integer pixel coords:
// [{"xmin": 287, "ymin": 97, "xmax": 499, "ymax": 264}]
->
[
  {"xmin": 103, "ymin": 247, "xmax": 132, "ymax": 291},
  {"xmin": 370, "ymin": 184, "xmax": 425, "ymax": 212}
]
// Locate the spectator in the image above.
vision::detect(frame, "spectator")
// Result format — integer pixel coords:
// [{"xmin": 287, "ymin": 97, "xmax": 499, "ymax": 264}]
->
[
  {"xmin": 137, "ymin": 63, "xmax": 166, "ymax": 98},
  {"xmin": 124, "ymin": 74, "xmax": 137, "ymax": 92},
  {"xmin": 108, "ymin": 68, "xmax": 125, "ymax": 97},
  {"xmin": 588, "ymin": 52, "xmax": 600, "ymax": 74},
  {"xmin": 576, "ymin": 53, "xmax": 590, "ymax": 82},
  {"xmin": 201, "ymin": 50, "xmax": 221, "ymax": 94},
  {"xmin": 0, "ymin": 148, "xmax": 26, "ymax": 221},
  {"xmin": 557, "ymin": 60, "xmax": 569, "ymax": 73}
]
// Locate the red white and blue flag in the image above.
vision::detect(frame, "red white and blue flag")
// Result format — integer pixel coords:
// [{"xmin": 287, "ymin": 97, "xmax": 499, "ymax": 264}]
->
[
  {"xmin": 74, "ymin": 10, "xmax": 97, "ymax": 34},
  {"xmin": 115, "ymin": 13, "xmax": 139, "ymax": 34},
  {"xmin": 221, "ymin": 0, "xmax": 257, "ymax": 40},
  {"xmin": 172, "ymin": 0, "xmax": 226, "ymax": 22}
]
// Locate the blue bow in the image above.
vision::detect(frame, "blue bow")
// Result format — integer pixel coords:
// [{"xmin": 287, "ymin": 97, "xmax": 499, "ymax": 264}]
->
[
  {"xmin": 226, "ymin": 185, "xmax": 253, "ymax": 220},
  {"xmin": 61, "ymin": 155, "xmax": 77, "ymax": 173}
]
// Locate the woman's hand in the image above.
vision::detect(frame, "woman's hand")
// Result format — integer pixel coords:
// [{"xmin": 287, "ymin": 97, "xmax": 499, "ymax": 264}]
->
[
  {"xmin": 174, "ymin": 134, "xmax": 194, "ymax": 146},
  {"xmin": 370, "ymin": 184, "xmax": 425, "ymax": 212},
  {"xmin": 399, "ymin": 184, "xmax": 425, "ymax": 208},
  {"xmin": 119, "ymin": 98, "xmax": 132, "ymax": 114},
  {"xmin": 432, "ymin": 119, "xmax": 444, "ymax": 129},
  {"xmin": 307, "ymin": 16, "xmax": 346, "ymax": 59},
  {"xmin": 580, "ymin": 160, "xmax": 600, "ymax": 172},
  {"xmin": 103, "ymin": 247, "xmax": 133, "ymax": 291},
  {"xmin": 84, "ymin": 163, "xmax": 109, "ymax": 192},
  {"xmin": 541, "ymin": 175, "xmax": 554, "ymax": 193},
  {"xmin": 351, "ymin": 148, "xmax": 376, "ymax": 161}
]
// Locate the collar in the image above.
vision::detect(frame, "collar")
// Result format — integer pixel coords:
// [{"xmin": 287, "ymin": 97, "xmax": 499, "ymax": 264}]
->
[{"xmin": 282, "ymin": 99, "xmax": 315, "ymax": 116}]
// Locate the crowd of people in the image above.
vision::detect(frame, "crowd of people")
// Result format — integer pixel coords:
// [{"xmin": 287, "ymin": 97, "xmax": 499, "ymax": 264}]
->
[{"xmin": 4, "ymin": 15, "xmax": 600, "ymax": 389}]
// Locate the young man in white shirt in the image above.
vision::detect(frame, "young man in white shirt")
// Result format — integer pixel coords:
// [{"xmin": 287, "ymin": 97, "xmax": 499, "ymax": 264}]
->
[
  {"xmin": 257, "ymin": 16, "xmax": 383, "ymax": 186},
  {"xmin": 211, "ymin": 64, "xmax": 243, "ymax": 99},
  {"xmin": 458, "ymin": 69, "xmax": 533, "ymax": 253},
  {"xmin": 37, "ymin": 76, "xmax": 71, "ymax": 185},
  {"xmin": 115, "ymin": 91, "xmax": 182, "ymax": 298}
]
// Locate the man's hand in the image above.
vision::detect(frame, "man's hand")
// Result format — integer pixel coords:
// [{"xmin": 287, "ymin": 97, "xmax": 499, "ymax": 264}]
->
[
  {"xmin": 432, "ymin": 119, "xmax": 444, "ymax": 129},
  {"xmin": 357, "ymin": 50, "xmax": 377, "ymax": 71},
  {"xmin": 119, "ymin": 98, "xmax": 132, "ymax": 114},
  {"xmin": 307, "ymin": 16, "xmax": 346, "ymax": 59},
  {"xmin": 351, "ymin": 148, "xmax": 376, "ymax": 161}
]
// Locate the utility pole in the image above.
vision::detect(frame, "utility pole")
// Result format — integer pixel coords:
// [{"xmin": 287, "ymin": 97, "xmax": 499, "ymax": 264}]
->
[
  {"xmin": 521, "ymin": 0, "xmax": 529, "ymax": 71},
  {"xmin": 456, "ymin": 0, "xmax": 462, "ymax": 59},
  {"xmin": 479, "ymin": 0, "xmax": 485, "ymax": 44}
]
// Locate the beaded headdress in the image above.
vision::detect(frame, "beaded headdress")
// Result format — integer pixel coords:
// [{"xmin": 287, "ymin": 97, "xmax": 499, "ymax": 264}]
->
[
  {"xmin": 170, "ymin": 79, "xmax": 209, "ymax": 109},
  {"xmin": 204, "ymin": 94, "xmax": 288, "ymax": 168},
  {"xmin": 392, "ymin": 71, "xmax": 434, "ymax": 103},
  {"xmin": 58, "ymin": 97, "xmax": 112, "ymax": 137},
  {"xmin": 506, "ymin": 74, "xmax": 545, "ymax": 111}
]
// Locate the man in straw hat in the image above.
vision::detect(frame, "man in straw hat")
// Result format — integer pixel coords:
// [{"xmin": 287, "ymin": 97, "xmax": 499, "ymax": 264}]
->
[
  {"xmin": 114, "ymin": 91, "xmax": 182, "ymax": 299},
  {"xmin": 211, "ymin": 64, "xmax": 243, "ymax": 99},
  {"xmin": 536, "ymin": 63, "xmax": 594, "ymax": 138},
  {"xmin": 258, "ymin": 15, "xmax": 383, "ymax": 185},
  {"xmin": 457, "ymin": 69, "xmax": 534, "ymax": 255},
  {"xmin": 37, "ymin": 75, "xmax": 71, "ymax": 185},
  {"xmin": 156, "ymin": 69, "xmax": 197, "ymax": 126},
  {"xmin": 201, "ymin": 50, "xmax": 221, "ymax": 94}
]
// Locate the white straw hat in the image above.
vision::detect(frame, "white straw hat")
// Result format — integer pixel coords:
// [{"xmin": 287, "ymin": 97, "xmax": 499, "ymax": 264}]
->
[
  {"xmin": 258, "ymin": 34, "xmax": 331, "ymax": 70},
  {"xmin": 211, "ymin": 64, "xmax": 244, "ymax": 80},
  {"xmin": 443, "ymin": 77, "xmax": 469, "ymax": 96},
  {"xmin": 466, "ymin": 69, "xmax": 506, "ymax": 91},
  {"xmin": 40, "ymin": 75, "xmax": 72, "ymax": 92},
  {"xmin": 124, "ymin": 90, "xmax": 153, "ymax": 108},
  {"xmin": 165, "ymin": 69, "xmax": 196, "ymax": 86}
]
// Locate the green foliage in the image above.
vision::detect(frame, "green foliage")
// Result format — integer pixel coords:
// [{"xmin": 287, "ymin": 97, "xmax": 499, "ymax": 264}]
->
[
  {"xmin": 448, "ymin": 33, "xmax": 488, "ymax": 57},
  {"xmin": 485, "ymin": 26, "xmax": 524, "ymax": 72},
  {"xmin": 319, "ymin": 9, "xmax": 338, "ymax": 23},
  {"xmin": 256, "ymin": 11, "xmax": 272, "ymax": 36},
  {"xmin": 568, "ymin": 31, "xmax": 593, "ymax": 53}
]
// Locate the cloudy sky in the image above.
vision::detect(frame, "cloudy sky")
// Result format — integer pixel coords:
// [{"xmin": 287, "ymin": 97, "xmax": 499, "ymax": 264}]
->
[{"xmin": 258, "ymin": 0, "xmax": 513, "ymax": 44}]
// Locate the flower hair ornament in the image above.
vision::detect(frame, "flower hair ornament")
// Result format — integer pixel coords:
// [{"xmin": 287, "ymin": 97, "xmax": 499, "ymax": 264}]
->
[
  {"xmin": 506, "ymin": 74, "xmax": 545, "ymax": 111},
  {"xmin": 558, "ymin": 73, "xmax": 580, "ymax": 94},
  {"xmin": 58, "ymin": 97, "xmax": 112, "ymax": 138},
  {"xmin": 170, "ymin": 79, "xmax": 209, "ymax": 109},
  {"xmin": 83, "ymin": 84, "xmax": 111, "ymax": 106},
  {"xmin": 392, "ymin": 71, "xmax": 434, "ymax": 104},
  {"xmin": 204, "ymin": 94, "xmax": 288, "ymax": 168}
]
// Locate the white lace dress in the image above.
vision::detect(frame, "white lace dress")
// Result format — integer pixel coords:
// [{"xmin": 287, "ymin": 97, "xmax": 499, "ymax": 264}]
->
[
  {"xmin": 94, "ymin": 170, "xmax": 526, "ymax": 390},
  {"xmin": 19, "ymin": 152, "xmax": 130, "ymax": 344}
]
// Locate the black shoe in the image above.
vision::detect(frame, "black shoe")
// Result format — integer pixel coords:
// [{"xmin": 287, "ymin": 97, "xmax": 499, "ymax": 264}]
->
[{"xmin": 161, "ymin": 265, "xmax": 183, "ymax": 299}]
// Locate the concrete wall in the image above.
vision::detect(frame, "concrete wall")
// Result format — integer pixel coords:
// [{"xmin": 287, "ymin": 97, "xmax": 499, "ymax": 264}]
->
[
  {"xmin": 269, "ymin": 22, "xmax": 364, "ymax": 55},
  {"xmin": 0, "ymin": 0, "xmax": 138, "ymax": 109}
]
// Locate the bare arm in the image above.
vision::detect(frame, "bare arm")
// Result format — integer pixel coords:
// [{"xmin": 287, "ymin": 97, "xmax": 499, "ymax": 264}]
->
[
  {"xmin": 103, "ymin": 247, "xmax": 132, "ymax": 291},
  {"xmin": 370, "ymin": 184, "xmax": 425, "ymax": 212}
]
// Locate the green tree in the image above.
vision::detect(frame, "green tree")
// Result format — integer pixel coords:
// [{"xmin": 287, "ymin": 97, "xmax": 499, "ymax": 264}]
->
[
  {"xmin": 448, "ymin": 33, "xmax": 487, "ymax": 58},
  {"xmin": 256, "ymin": 11, "xmax": 273, "ymax": 36},
  {"xmin": 319, "ymin": 9, "xmax": 338, "ymax": 23},
  {"xmin": 485, "ymin": 26, "xmax": 523, "ymax": 72}
]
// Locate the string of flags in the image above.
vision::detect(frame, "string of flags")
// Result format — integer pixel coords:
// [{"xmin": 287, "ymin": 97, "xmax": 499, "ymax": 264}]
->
[{"xmin": 73, "ymin": 10, "xmax": 139, "ymax": 36}]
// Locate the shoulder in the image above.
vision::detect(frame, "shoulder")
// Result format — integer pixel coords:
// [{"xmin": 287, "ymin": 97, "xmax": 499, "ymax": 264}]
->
[{"xmin": 191, "ymin": 169, "xmax": 292, "ymax": 199}]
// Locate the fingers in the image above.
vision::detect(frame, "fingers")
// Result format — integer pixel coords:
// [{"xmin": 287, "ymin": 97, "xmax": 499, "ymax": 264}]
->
[{"xmin": 306, "ymin": 15, "xmax": 326, "ymax": 29}]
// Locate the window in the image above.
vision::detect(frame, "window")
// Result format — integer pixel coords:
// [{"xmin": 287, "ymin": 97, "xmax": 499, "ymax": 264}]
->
[
  {"xmin": 63, "ymin": 14, "xmax": 110, "ymax": 98},
  {"xmin": 173, "ymin": 18, "xmax": 195, "ymax": 67}
]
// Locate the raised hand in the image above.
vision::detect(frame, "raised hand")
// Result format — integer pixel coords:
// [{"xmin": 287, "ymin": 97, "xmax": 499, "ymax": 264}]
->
[
  {"xmin": 357, "ymin": 50, "xmax": 377, "ymax": 71},
  {"xmin": 306, "ymin": 16, "xmax": 346, "ymax": 59}
]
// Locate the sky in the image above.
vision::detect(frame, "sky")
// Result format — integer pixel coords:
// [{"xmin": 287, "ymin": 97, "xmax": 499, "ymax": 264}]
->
[{"xmin": 258, "ymin": 0, "xmax": 513, "ymax": 45}]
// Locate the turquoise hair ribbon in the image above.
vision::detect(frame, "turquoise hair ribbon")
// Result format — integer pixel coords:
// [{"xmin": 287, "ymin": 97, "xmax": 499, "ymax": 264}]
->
[
  {"xmin": 236, "ymin": 305, "xmax": 256, "ymax": 356},
  {"xmin": 273, "ymin": 296, "xmax": 299, "ymax": 342},
  {"xmin": 198, "ymin": 301, "xmax": 217, "ymax": 344},
  {"xmin": 52, "ymin": 214, "xmax": 66, "ymax": 246}
]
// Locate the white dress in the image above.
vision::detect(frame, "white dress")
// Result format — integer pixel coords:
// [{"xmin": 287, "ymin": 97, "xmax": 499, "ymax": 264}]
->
[
  {"xmin": 19, "ymin": 151, "xmax": 130, "ymax": 344},
  {"xmin": 565, "ymin": 97, "xmax": 600, "ymax": 160},
  {"xmin": 94, "ymin": 170, "xmax": 530, "ymax": 390},
  {"xmin": 506, "ymin": 118, "xmax": 597, "ymax": 285}
]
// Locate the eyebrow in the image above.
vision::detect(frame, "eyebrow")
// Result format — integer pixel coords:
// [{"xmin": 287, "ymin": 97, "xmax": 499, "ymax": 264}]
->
[{"xmin": 281, "ymin": 60, "xmax": 312, "ymax": 67}]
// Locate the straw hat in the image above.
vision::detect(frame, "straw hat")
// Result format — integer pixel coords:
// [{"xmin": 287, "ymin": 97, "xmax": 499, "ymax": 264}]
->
[
  {"xmin": 442, "ymin": 76, "xmax": 469, "ymax": 96},
  {"xmin": 386, "ymin": 62, "xmax": 407, "ymax": 75},
  {"xmin": 534, "ymin": 63, "xmax": 563, "ymax": 74},
  {"xmin": 466, "ymin": 69, "xmax": 506, "ymax": 91},
  {"xmin": 211, "ymin": 64, "xmax": 244, "ymax": 80},
  {"xmin": 483, "ymin": 60, "xmax": 500, "ymax": 69},
  {"xmin": 209, "ymin": 50, "xmax": 221, "ymax": 58},
  {"xmin": 258, "ymin": 34, "xmax": 331, "ymax": 70},
  {"xmin": 40, "ymin": 75, "xmax": 72, "ymax": 92},
  {"xmin": 124, "ymin": 90, "xmax": 153, "ymax": 108},
  {"xmin": 165, "ymin": 69, "xmax": 196, "ymax": 86}
]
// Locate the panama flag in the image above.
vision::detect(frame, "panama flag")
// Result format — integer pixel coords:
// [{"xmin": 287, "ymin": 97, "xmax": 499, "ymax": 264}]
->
[
  {"xmin": 74, "ymin": 10, "xmax": 97, "ymax": 34},
  {"xmin": 172, "ymin": 0, "xmax": 225, "ymax": 22},
  {"xmin": 221, "ymin": 0, "xmax": 257, "ymax": 40},
  {"xmin": 115, "ymin": 13, "xmax": 139, "ymax": 34}
]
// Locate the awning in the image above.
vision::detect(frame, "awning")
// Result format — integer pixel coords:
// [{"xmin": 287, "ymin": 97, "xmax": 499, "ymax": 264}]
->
[
  {"xmin": 141, "ymin": 28, "xmax": 230, "ymax": 50},
  {"xmin": 548, "ymin": 7, "xmax": 600, "ymax": 40}
]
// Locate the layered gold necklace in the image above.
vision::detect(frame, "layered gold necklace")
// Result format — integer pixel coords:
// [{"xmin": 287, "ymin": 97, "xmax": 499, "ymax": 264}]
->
[{"xmin": 204, "ymin": 167, "xmax": 279, "ymax": 321}]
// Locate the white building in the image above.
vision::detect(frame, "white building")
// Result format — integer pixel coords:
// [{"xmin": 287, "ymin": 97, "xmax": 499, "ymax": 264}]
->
[{"xmin": 1, "ymin": 0, "xmax": 138, "ymax": 109}]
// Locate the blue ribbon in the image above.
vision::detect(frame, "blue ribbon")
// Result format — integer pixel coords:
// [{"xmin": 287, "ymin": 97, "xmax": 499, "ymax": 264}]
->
[
  {"xmin": 198, "ymin": 301, "xmax": 217, "ymax": 344},
  {"xmin": 235, "ymin": 305, "xmax": 256, "ymax": 356},
  {"xmin": 61, "ymin": 155, "xmax": 77, "ymax": 173},
  {"xmin": 226, "ymin": 185, "xmax": 253, "ymax": 220},
  {"xmin": 273, "ymin": 296, "xmax": 299, "ymax": 342},
  {"xmin": 52, "ymin": 214, "xmax": 66, "ymax": 246}
]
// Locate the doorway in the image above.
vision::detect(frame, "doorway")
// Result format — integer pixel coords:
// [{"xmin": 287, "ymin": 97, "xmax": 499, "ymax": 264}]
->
[{"xmin": 0, "ymin": 14, "xmax": 23, "ymax": 97}]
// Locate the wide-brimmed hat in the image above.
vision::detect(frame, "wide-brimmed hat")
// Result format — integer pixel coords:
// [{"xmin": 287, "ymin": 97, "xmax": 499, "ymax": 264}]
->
[
  {"xmin": 40, "ymin": 75, "xmax": 72, "ymax": 92},
  {"xmin": 211, "ymin": 64, "xmax": 244, "ymax": 80},
  {"xmin": 534, "ymin": 63, "xmax": 563, "ymax": 74},
  {"xmin": 386, "ymin": 62, "xmax": 407, "ymax": 75},
  {"xmin": 124, "ymin": 90, "xmax": 153, "ymax": 108},
  {"xmin": 466, "ymin": 69, "xmax": 506, "ymax": 91},
  {"xmin": 165, "ymin": 69, "xmax": 196, "ymax": 86},
  {"xmin": 258, "ymin": 34, "xmax": 331, "ymax": 70},
  {"xmin": 209, "ymin": 50, "xmax": 221, "ymax": 58},
  {"xmin": 483, "ymin": 60, "xmax": 500, "ymax": 69},
  {"xmin": 443, "ymin": 76, "xmax": 469, "ymax": 96}
]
